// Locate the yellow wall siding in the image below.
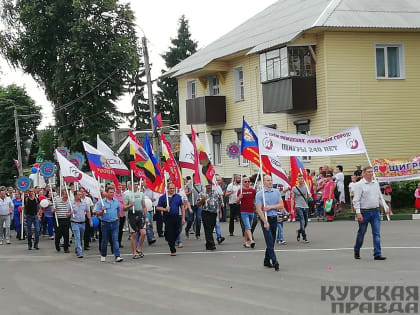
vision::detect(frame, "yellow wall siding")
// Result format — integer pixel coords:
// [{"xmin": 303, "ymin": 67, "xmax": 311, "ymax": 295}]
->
[{"xmin": 324, "ymin": 31, "xmax": 420, "ymax": 173}]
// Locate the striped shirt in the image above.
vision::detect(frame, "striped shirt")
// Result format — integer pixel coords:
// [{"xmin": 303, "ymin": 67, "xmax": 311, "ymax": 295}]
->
[{"xmin": 54, "ymin": 198, "xmax": 70, "ymax": 219}]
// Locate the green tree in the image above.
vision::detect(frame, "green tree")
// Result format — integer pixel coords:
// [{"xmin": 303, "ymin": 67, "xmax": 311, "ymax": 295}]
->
[
  {"xmin": 0, "ymin": 0, "xmax": 141, "ymax": 151},
  {"xmin": 38, "ymin": 127, "xmax": 57, "ymax": 162},
  {"xmin": 0, "ymin": 85, "xmax": 41, "ymax": 185},
  {"xmin": 156, "ymin": 15, "xmax": 197, "ymax": 125}
]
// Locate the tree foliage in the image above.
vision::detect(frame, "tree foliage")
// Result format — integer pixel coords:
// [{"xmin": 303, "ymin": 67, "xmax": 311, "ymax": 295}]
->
[
  {"xmin": 0, "ymin": 84, "xmax": 41, "ymax": 185},
  {"xmin": 156, "ymin": 15, "xmax": 197, "ymax": 125},
  {"xmin": 38, "ymin": 127, "xmax": 57, "ymax": 162},
  {"xmin": 0, "ymin": 0, "xmax": 142, "ymax": 151}
]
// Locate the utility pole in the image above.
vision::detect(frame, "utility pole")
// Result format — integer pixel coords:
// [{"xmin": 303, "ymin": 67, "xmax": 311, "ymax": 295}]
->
[
  {"xmin": 142, "ymin": 36, "xmax": 160, "ymax": 155},
  {"xmin": 14, "ymin": 107, "xmax": 24, "ymax": 177}
]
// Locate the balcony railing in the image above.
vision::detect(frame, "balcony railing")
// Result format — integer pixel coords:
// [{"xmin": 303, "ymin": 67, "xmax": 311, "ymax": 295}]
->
[
  {"xmin": 186, "ymin": 96, "xmax": 226, "ymax": 125},
  {"xmin": 262, "ymin": 77, "xmax": 317, "ymax": 113}
]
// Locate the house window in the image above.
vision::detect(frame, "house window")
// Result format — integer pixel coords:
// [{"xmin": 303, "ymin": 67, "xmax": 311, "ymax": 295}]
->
[
  {"xmin": 294, "ymin": 120, "xmax": 311, "ymax": 162},
  {"xmin": 234, "ymin": 67, "xmax": 244, "ymax": 101},
  {"xmin": 236, "ymin": 130, "xmax": 249, "ymax": 167},
  {"xmin": 260, "ymin": 46, "xmax": 314, "ymax": 83},
  {"xmin": 375, "ymin": 44, "xmax": 405, "ymax": 79},
  {"xmin": 187, "ymin": 80, "xmax": 196, "ymax": 99},
  {"xmin": 212, "ymin": 131, "xmax": 222, "ymax": 166},
  {"xmin": 209, "ymin": 76, "xmax": 220, "ymax": 96}
]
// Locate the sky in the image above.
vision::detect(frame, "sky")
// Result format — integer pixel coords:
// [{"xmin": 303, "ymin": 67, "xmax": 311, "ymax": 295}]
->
[{"xmin": 0, "ymin": 0, "xmax": 278, "ymax": 129}]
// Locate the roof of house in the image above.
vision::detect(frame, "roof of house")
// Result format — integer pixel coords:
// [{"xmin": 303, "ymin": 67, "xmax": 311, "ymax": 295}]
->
[{"xmin": 166, "ymin": 0, "xmax": 420, "ymax": 78}]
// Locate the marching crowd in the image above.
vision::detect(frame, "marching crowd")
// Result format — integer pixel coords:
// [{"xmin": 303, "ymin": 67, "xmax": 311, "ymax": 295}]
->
[{"xmin": 0, "ymin": 163, "xmax": 407, "ymax": 270}]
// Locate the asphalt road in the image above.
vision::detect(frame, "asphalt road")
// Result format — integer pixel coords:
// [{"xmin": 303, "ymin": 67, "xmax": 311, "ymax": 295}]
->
[{"xmin": 0, "ymin": 220, "xmax": 419, "ymax": 315}]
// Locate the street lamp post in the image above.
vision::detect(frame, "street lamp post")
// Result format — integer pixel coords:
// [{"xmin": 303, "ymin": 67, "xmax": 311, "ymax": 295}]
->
[
  {"xmin": 102, "ymin": 13, "xmax": 158, "ymax": 151},
  {"xmin": 14, "ymin": 107, "xmax": 24, "ymax": 177}
]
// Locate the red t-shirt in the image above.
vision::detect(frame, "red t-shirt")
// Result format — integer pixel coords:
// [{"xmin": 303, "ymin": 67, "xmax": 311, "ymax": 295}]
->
[{"xmin": 237, "ymin": 187, "xmax": 256, "ymax": 213}]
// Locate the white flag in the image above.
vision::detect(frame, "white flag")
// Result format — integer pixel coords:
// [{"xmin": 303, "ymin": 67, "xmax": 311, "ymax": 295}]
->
[
  {"xmin": 55, "ymin": 150, "xmax": 101, "ymax": 199},
  {"xmin": 179, "ymin": 133, "xmax": 196, "ymax": 170},
  {"xmin": 97, "ymin": 135, "xmax": 130, "ymax": 176}
]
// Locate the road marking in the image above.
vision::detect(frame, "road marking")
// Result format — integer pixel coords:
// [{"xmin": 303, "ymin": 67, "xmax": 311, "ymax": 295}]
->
[{"xmin": 2, "ymin": 246, "xmax": 420, "ymax": 260}]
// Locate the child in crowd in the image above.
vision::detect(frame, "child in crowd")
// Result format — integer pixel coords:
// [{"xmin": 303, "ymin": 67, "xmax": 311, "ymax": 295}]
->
[{"xmin": 315, "ymin": 192, "xmax": 324, "ymax": 221}]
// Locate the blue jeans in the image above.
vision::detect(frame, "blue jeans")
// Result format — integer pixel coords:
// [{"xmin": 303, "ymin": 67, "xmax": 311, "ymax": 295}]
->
[
  {"xmin": 261, "ymin": 216, "xmax": 278, "ymax": 263},
  {"xmin": 215, "ymin": 215, "xmax": 222, "ymax": 238},
  {"xmin": 71, "ymin": 222, "xmax": 85, "ymax": 256},
  {"xmin": 354, "ymin": 209, "xmax": 381, "ymax": 256},
  {"xmin": 241, "ymin": 212, "xmax": 254, "ymax": 231},
  {"xmin": 101, "ymin": 221, "xmax": 120, "ymax": 258},
  {"xmin": 296, "ymin": 208, "xmax": 309, "ymax": 239},
  {"xmin": 26, "ymin": 215, "xmax": 40, "ymax": 248},
  {"xmin": 277, "ymin": 222, "xmax": 284, "ymax": 241}
]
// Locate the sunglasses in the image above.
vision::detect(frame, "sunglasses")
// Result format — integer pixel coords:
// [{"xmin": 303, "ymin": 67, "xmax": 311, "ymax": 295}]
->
[{"xmin": 243, "ymin": 181, "xmax": 250, "ymax": 183}]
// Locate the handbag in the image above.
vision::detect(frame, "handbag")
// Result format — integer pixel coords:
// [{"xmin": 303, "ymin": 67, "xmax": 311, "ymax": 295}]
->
[{"xmin": 324, "ymin": 199, "xmax": 334, "ymax": 213}]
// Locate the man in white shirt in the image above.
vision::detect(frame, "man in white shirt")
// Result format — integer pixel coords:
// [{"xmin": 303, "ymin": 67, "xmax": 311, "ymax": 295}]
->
[
  {"xmin": 352, "ymin": 166, "xmax": 389, "ymax": 260},
  {"xmin": 226, "ymin": 175, "xmax": 244, "ymax": 236},
  {"xmin": 0, "ymin": 188, "xmax": 13, "ymax": 245}
]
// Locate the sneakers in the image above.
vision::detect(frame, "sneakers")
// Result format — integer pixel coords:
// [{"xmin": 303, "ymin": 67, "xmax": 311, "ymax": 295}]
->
[
  {"xmin": 280, "ymin": 240, "xmax": 287, "ymax": 245},
  {"xmin": 101, "ymin": 256, "xmax": 106, "ymax": 262},
  {"xmin": 6, "ymin": 240, "xmax": 11, "ymax": 245},
  {"xmin": 177, "ymin": 242, "xmax": 184, "ymax": 248},
  {"xmin": 133, "ymin": 254, "xmax": 140, "ymax": 259},
  {"xmin": 170, "ymin": 252, "xmax": 176, "ymax": 256},
  {"xmin": 115, "ymin": 256, "xmax": 124, "ymax": 262},
  {"xmin": 0, "ymin": 241, "xmax": 3, "ymax": 245},
  {"xmin": 250, "ymin": 240, "xmax": 256, "ymax": 248},
  {"xmin": 303, "ymin": 239, "xmax": 309, "ymax": 244},
  {"xmin": 243, "ymin": 242, "xmax": 250, "ymax": 248},
  {"xmin": 292, "ymin": 218, "xmax": 296, "ymax": 222},
  {"xmin": 217, "ymin": 237, "xmax": 225, "ymax": 244}
]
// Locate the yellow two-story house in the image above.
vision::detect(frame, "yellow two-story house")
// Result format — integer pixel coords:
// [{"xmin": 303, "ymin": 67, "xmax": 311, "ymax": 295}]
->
[{"xmin": 166, "ymin": 0, "xmax": 420, "ymax": 177}]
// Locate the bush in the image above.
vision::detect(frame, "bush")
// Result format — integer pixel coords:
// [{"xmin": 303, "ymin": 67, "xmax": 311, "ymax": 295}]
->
[{"xmin": 391, "ymin": 181, "xmax": 420, "ymax": 210}]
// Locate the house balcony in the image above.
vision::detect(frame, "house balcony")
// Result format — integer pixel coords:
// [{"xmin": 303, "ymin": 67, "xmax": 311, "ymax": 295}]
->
[
  {"xmin": 186, "ymin": 96, "xmax": 226, "ymax": 125},
  {"xmin": 262, "ymin": 77, "xmax": 317, "ymax": 113}
]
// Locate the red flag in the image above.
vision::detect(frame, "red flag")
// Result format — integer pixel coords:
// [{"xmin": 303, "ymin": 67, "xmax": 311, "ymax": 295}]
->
[
  {"xmin": 190, "ymin": 126, "xmax": 202, "ymax": 184},
  {"xmin": 161, "ymin": 133, "xmax": 182, "ymax": 189}
]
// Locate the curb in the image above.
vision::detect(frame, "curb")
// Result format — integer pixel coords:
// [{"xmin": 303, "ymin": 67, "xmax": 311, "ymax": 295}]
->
[{"xmin": 334, "ymin": 214, "xmax": 420, "ymax": 221}]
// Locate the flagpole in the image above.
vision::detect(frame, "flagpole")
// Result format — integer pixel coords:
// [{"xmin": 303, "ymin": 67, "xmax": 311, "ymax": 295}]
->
[
  {"xmin": 21, "ymin": 192, "xmax": 24, "ymax": 240},
  {"xmin": 92, "ymin": 171, "xmax": 105, "ymax": 213},
  {"xmin": 131, "ymin": 169, "xmax": 135, "ymax": 214},
  {"xmin": 258, "ymin": 154, "xmax": 267, "ymax": 220},
  {"xmin": 254, "ymin": 168, "xmax": 261, "ymax": 190},
  {"xmin": 49, "ymin": 182, "xmax": 59, "ymax": 227},
  {"xmin": 365, "ymin": 152, "xmax": 390, "ymax": 221},
  {"xmin": 164, "ymin": 171, "xmax": 169, "ymax": 207},
  {"xmin": 64, "ymin": 182, "xmax": 75, "ymax": 218}
]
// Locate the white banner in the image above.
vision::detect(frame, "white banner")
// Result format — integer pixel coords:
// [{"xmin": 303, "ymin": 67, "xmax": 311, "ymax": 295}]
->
[
  {"xmin": 55, "ymin": 150, "xmax": 101, "ymax": 199},
  {"xmin": 258, "ymin": 126, "xmax": 367, "ymax": 157}
]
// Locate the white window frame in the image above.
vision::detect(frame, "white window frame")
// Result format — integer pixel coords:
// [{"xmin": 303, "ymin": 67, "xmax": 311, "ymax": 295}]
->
[
  {"xmin": 187, "ymin": 79, "xmax": 197, "ymax": 99},
  {"xmin": 234, "ymin": 67, "xmax": 245, "ymax": 102},
  {"xmin": 375, "ymin": 43, "xmax": 405, "ymax": 80},
  {"xmin": 208, "ymin": 75, "xmax": 220, "ymax": 96}
]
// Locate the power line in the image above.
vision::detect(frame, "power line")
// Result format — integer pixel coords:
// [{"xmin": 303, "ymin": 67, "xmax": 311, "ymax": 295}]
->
[{"xmin": 55, "ymin": 69, "xmax": 119, "ymax": 112}]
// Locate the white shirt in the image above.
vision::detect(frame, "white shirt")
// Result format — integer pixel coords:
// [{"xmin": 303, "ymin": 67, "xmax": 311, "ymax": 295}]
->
[
  {"xmin": 0, "ymin": 196, "xmax": 12, "ymax": 215},
  {"xmin": 352, "ymin": 178, "xmax": 386, "ymax": 214},
  {"xmin": 226, "ymin": 183, "xmax": 241, "ymax": 204}
]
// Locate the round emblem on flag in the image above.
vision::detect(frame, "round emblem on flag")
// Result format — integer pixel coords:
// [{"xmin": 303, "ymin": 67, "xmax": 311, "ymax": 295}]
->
[
  {"xmin": 40, "ymin": 161, "xmax": 55, "ymax": 178},
  {"xmin": 346, "ymin": 138, "xmax": 359, "ymax": 150},
  {"xmin": 16, "ymin": 176, "xmax": 31, "ymax": 192},
  {"xmin": 226, "ymin": 142, "xmax": 240, "ymax": 159},
  {"xmin": 262, "ymin": 138, "xmax": 273, "ymax": 150},
  {"xmin": 57, "ymin": 147, "xmax": 69, "ymax": 158}
]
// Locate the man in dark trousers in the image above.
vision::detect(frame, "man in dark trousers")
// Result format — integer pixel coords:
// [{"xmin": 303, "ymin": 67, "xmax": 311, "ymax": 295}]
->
[{"xmin": 198, "ymin": 184, "xmax": 222, "ymax": 251}]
